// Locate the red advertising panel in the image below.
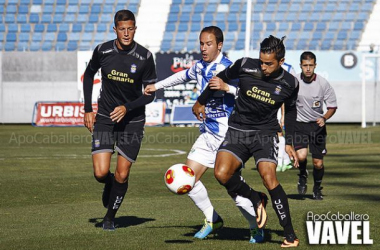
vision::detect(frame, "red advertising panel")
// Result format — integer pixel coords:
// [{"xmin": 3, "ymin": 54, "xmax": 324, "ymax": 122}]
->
[{"xmin": 32, "ymin": 102, "xmax": 98, "ymax": 127}]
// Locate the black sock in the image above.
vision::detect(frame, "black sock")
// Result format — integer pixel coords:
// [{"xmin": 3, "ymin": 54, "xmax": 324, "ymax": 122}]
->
[
  {"xmin": 313, "ymin": 166, "xmax": 324, "ymax": 189},
  {"xmin": 299, "ymin": 159, "xmax": 307, "ymax": 176},
  {"xmin": 223, "ymin": 172, "xmax": 261, "ymax": 207},
  {"xmin": 104, "ymin": 179, "xmax": 128, "ymax": 220},
  {"xmin": 269, "ymin": 184, "xmax": 295, "ymax": 237},
  {"xmin": 94, "ymin": 171, "xmax": 112, "ymax": 184}
]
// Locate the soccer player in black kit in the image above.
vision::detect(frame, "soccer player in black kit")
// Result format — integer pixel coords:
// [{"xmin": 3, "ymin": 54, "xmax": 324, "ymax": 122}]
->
[
  {"xmin": 193, "ymin": 36, "xmax": 300, "ymax": 247},
  {"xmin": 83, "ymin": 10, "xmax": 157, "ymax": 230}
]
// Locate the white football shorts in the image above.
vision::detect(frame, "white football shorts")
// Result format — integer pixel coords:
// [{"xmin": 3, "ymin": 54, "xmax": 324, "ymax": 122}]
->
[{"xmin": 187, "ymin": 132, "xmax": 223, "ymax": 168}]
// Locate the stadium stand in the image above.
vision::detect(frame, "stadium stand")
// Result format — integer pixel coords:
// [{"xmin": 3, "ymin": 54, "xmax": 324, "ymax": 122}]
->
[{"xmin": 0, "ymin": 0, "xmax": 378, "ymax": 51}]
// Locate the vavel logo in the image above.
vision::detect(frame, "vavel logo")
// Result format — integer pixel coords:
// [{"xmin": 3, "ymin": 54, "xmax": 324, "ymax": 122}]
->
[{"xmin": 306, "ymin": 211, "xmax": 373, "ymax": 245}]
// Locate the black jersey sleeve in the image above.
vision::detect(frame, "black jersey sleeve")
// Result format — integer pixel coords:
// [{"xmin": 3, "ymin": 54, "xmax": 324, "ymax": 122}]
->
[
  {"xmin": 197, "ymin": 58, "xmax": 243, "ymax": 105},
  {"xmin": 142, "ymin": 51, "xmax": 158, "ymax": 84},
  {"xmin": 124, "ymin": 83, "xmax": 156, "ymax": 111},
  {"xmin": 83, "ymin": 46, "xmax": 101, "ymax": 112},
  {"xmin": 284, "ymin": 79, "xmax": 299, "ymax": 145}
]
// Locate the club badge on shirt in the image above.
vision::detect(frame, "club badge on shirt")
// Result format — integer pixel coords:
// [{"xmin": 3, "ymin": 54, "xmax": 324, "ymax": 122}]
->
[
  {"xmin": 274, "ymin": 85, "xmax": 282, "ymax": 95},
  {"xmin": 131, "ymin": 64, "xmax": 137, "ymax": 73},
  {"xmin": 313, "ymin": 101, "xmax": 321, "ymax": 108}
]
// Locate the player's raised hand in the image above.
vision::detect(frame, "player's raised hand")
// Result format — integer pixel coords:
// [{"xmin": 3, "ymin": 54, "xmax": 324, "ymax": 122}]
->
[
  {"xmin": 84, "ymin": 112, "xmax": 96, "ymax": 133},
  {"xmin": 110, "ymin": 105, "xmax": 127, "ymax": 123},
  {"xmin": 285, "ymin": 145, "xmax": 299, "ymax": 168},
  {"xmin": 192, "ymin": 101, "xmax": 206, "ymax": 121},
  {"xmin": 144, "ymin": 84, "xmax": 157, "ymax": 95},
  {"xmin": 208, "ymin": 77, "xmax": 229, "ymax": 91}
]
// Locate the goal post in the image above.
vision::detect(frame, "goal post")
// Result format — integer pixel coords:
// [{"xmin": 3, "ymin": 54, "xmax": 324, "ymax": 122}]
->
[{"xmin": 361, "ymin": 53, "xmax": 379, "ymax": 128}]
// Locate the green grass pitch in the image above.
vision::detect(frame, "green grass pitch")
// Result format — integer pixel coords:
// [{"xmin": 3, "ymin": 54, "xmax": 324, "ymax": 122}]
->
[{"xmin": 0, "ymin": 124, "xmax": 379, "ymax": 249}]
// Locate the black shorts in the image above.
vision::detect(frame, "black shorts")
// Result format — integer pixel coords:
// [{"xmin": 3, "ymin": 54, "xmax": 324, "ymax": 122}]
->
[
  {"xmin": 293, "ymin": 121, "xmax": 327, "ymax": 159},
  {"xmin": 218, "ymin": 128, "xmax": 279, "ymax": 167},
  {"xmin": 92, "ymin": 114, "xmax": 145, "ymax": 162}
]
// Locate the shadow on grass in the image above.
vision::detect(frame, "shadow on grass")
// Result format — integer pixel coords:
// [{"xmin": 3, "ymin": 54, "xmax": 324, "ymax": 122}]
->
[
  {"xmin": 89, "ymin": 216, "xmax": 155, "ymax": 229},
  {"xmin": 328, "ymin": 181, "xmax": 380, "ymax": 189},
  {"xmin": 287, "ymin": 194, "xmax": 313, "ymax": 200}
]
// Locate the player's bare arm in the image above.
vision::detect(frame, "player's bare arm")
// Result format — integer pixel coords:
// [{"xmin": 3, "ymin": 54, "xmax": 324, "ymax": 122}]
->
[
  {"xmin": 84, "ymin": 112, "xmax": 96, "ymax": 133},
  {"xmin": 192, "ymin": 101, "xmax": 206, "ymax": 121},
  {"xmin": 208, "ymin": 77, "xmax": 229, "ymax": 91},
  {"xmin": 110, "ymin": 105, "xmax": 127, "ymax": 123},
  {"xmin": 316, "ymin": 108, "xmax": 336, "ymax": 127},
  {"xmin": 285, "ymin": 145, "xmax": 299, "ymax": 168}
]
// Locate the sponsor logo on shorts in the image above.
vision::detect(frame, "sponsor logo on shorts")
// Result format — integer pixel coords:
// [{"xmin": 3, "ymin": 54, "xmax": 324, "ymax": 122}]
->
[
  {"xmin": 131, "ymin": 64, "xmax": 137, "ymax": 73},
  {"xmin": 94, "ymin": 139, "xmax": 100, "ymax": 148},
  {"xmin": 222, "ymin": 141, "xmax": 228, "ymax": 147}
]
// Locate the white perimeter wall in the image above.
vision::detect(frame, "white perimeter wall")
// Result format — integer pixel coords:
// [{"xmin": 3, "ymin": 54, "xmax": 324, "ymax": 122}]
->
[{"xmin": 0, "ymin": 51, "xmax": 379, "ymax": 124}]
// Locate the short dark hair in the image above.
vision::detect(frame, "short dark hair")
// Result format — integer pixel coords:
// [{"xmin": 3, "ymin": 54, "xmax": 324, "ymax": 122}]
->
[
  {"xmin": 200, "ymin": 26, "xmax": 224, "ymax": 44},
  {"xmin": 300, "ymin": 51, "xmax": 317, "ymax": 63},
  {"xmin": 114, "ymin": 10, "xmax": 135, "ymax": 27},
  {"xmin": 260, "ymin": 35, "xmax": 285, "ymax": 61}
]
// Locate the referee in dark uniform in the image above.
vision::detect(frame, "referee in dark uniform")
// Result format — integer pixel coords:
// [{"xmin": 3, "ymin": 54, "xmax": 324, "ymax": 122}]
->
[
  {"xmin": 83, "ymin": 10, "xmax": 157, "ymax": 230},
  {"xmin": 294, "ymin": 51, "xmax": 337, "ymax": 200},
  {"xmin": 193, "ymin": 36, "xmax": 300, "ymax": 247}
]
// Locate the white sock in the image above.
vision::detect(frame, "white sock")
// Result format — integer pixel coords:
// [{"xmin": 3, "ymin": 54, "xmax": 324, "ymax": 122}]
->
[
  {"xmin": 188, "ymin": 181, "xmax": 218, "ymax": 222},
  {"xmin": 230, "ymin": 193, "xmax": 258, "ymax": 229}
]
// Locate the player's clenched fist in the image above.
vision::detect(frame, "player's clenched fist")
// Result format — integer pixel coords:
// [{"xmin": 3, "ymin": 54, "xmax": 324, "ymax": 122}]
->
[
  {"xmin": 144, "ymin": 84, "xmax": 156, "ymax": 95},
  {"xmin": 84, "ymin": 112, "xmax": 96, "ymax": 133}
]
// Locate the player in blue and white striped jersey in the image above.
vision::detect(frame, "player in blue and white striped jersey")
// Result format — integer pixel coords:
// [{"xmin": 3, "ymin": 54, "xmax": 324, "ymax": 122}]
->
[{"xmin": 145, "ymin": 26, "xmax": 264, "ymax": 243}]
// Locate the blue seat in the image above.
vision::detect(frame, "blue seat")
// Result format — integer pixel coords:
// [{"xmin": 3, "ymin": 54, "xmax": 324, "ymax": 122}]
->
[
  {"xmin": 69, "ymin": 33, "xmax": 80, "ymax": 41},
  {"xmin": 46, "ymin": 23, "xmax": 57, "ymax": 32},
  {"xmin": 328, "ymin": 22, "xmax": 340, "ymax": 31},
  {"xmin": 57, "ymin": 33, "xmax": 67, "ymax": 42},
  {"xmin": 6, "ymin": 5, "xmax": 17, "ymax": 14},
  {"xmin": 168, "ymin": 14, "xmax": 178, "ymax": 23},
  {"xmin": 97, "ymin": 24, "xmax": 107, "ymax": 32},
  {"xmin": 17, "ymin": 14, "xmax": 28, "ymax": 23},
  {"xmin": 192, "ymin": 14, "xmax": 202, "ymax": 22},
  {"xmin": 44, "ymin": 33, "xmax": 56, "ymax": 42},
  {"xmin": 182, "ymin": 4, "xmax": 193, "ymax": 13},
  {"xmin": 187, "ymin": 32, "xmax": 198, "ymax": 41},
  {"xmin": 291, "ymin": 23, "xmax": 301, "ymax": 31},
  {"xmin": 32, "ymin": 33, "xmax": 43, "ymax": 42},
  {"xmin": 350, "ymin": 31, "xmax": 361, "ymax": 40},
  {"xmin": 79, "ymin": 5, "xmax": 89, "ymax": 14},
  {"xmin": 8, "ymin": 24, "xmax": 18, "ymax": 33},
  {"xmin": 76, "ymin": 15, "xmax": 87, "ymax": 23},
  {"xmin": 18, "ymin": 6, "xmax": 29, "ymax": 14},
  {"xmin": 162, "ymin": 32, "xmax": 174, "ymax": 42},
  {"xmin": 55, "ymin": 5, "xmax": 65, "ymax": 14},
  {"xmin": 91, "ymin": 4, "xmax": 102, "ymax": 13},
  {"xmin": 29, "ymin": 42, "xmax": 40, "ymax": 51},
  {"xmin": 274, "ymin": 13, "xmax": 285, "ymax": 22},
  {"xmin": 356, "ymin": 13, "xmax": 367, "ymax": 21},
  {"xmin": 17, "ymin": 42, "xmax": 28, "ymax": 51},
  {"xmin": 316, "ymin": 22, "xmax": 326, "ymax": 31},
  {"xmin": 41, "ymin": 15, "xmax": 52, "ymax": 23},
  {"xmin": 266, "ymin": 23, "xmax": 276, "ymax": 31},
  {"xmin": 228, "ymin": 22, "xmax": 239, "ymax": 31},
  {"xmin": 99, "ymin": 14, "xmax": 112, "ymax": 23},
  {"xmin": 166, "ymin": 23, "xmax": 176, "ymax": 32},
  {"xmin": 170, "ymin": 4, "xmax": 181, "ymax": 13},
  {"xmin": 82, "ymin": 33, "xmax": 93, "ymax": 42},
  {"xmin": 178, "ymin": 23, "xmax": 188, "ymax": 32},
  {"xmin": 194, "ymin": 3, "xmax": 204, "ymax": 12},
  {"xmin": 42, "ymin": 42, "xmax": 53, "ymax": 51},
  {"xmin": 180, "ymin": 14, "xmax": 191, "ymax": 22},
  {"xmin": 57, "ymin": 0, "xmax": 66, "ymax": 4},
  {"xmin": 19, "ymin": 33, "xmax": 30, "ymax": 42},
  {"xmin": 324, "ymin": 32, "xmax": 335, "ymax": 40},
  {"xmin": 85, "ymin": 24, "xmax": 95, "ymax": 32},
  {"xmin": 103, "ymin": 5, "xmax": 113, "ymax": 14},
  {"xmin": 160, "ymin": 41, "xmax": 172, "ymax": 51},
  {"xmin": 20, "ymin": 24, "xmax": 31, "ymax": 32},
  {"xmin": 320, "ymin": 12, "xmax": 332, "ymax": 22},
  {"xmin": 89, "ymin": 15, "xmax": 98, "ymax": 23},
  {"xmin": 6, "ymin": 33, "xmax": 17, "ymax": 42},
  {"xmin": 72, "ymin": 24, "xmax": 82, "ymax": 33},
  {"xmin": 78, "ymin": 42, "xmax": 92, "ymax": 51},
  {"xmin": 59, "ymin": 23, "xmax": 70, "ymax": 32},
  {"xmin": 341, "ymin": 22, "xmax": 352, "ymax": 30},
  {"xmin": 345, "ymin": 13, "xmax": 356, "ymax": 21},
  {"xmin": 176, "ymin": 32, "xmax": 186, "ymax": 41},
  {"xmin": 5, "ymin": 42, "xmax": 15, "ymax": 51},
  {"xmin": 354, "ymin": 22, "xmax": 364, "ymax": 31},
  {"xmin": 35, "ymin": 24, "xmax": 45, "ymax": 32},
  {"xmin": 312, "ymin": 32, "xmax": 323, "ymax": 40},
  {"xmin": 5, "ymin": 14, "xmax": 15, "ymax": 23},
  {"xmin": 67, "ymin": 41, "xmax": 78, "ymax": 51},
  {"xmin": 42, "ymin": 5, "xmax": 53, "ymax": 14},
  {"xmin": 337, "ymin": 31, "xmax": 347, "ymax": 40},
  {"xmin": 53, "ymin": 15, "xmax": 64, "ymax": 23},
  {"xmin": 298, "ymin": 13, "xmax": 308, "ymax": 22},
  {"xmin": 94, "ymin": 33, "xmax": 107, "ymax": 43},
  {"xmin": 67, "ymin": 5, "xmax": 78, "ymax": 13},
  {"xmin": 55, "ymin": 42, "xmax": 66, "ymax": 51},
  {"xmin": 304, "ymin": 23, "xmax": 314, "ymax": 31},
  {"xmin": 64, "ymin": 14, "xmax": 75, "ymax": 23},
  {"xmin": 190, "ymin": 23, "xmax": 201, "ymax": 32}
]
